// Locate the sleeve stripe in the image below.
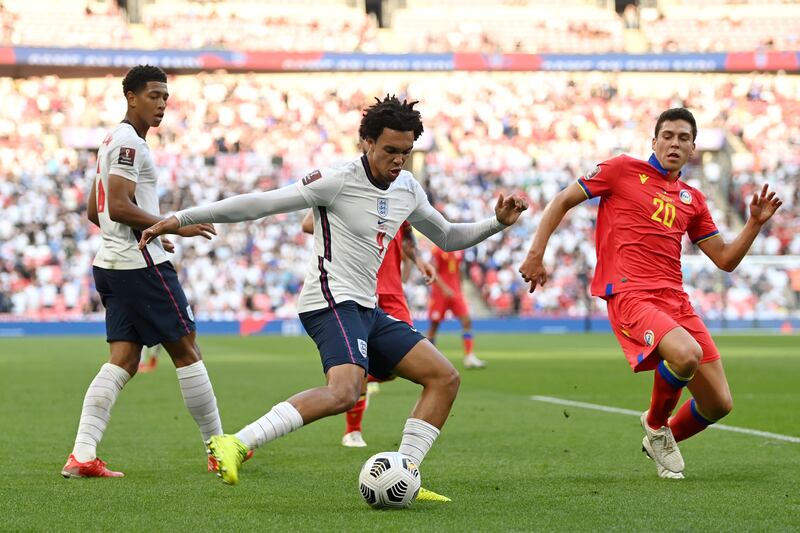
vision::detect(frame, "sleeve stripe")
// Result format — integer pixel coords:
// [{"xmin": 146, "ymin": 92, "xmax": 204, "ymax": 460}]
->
[
  {"xmin": 577, "ymin": 179, "xmax": 593, "ymax": 199},
  {"xmin": 692, "ymin": 230, "xmax": 720, "ymax": 244}
]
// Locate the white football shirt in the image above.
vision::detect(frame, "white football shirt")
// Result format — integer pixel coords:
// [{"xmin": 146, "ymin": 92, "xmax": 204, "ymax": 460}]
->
[
  {"xmin": 92, "ymin": 122, "xmax": 167, "ymax": 270},
  {"xmin": 296, "ymin": 156, "xmax": 431, "ymax": 313}
]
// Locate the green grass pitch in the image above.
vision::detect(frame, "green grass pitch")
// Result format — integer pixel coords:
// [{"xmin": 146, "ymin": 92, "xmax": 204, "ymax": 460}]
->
[{"xmin": 1, "ymin": 333, "xmax": 798, "ymax": 531}]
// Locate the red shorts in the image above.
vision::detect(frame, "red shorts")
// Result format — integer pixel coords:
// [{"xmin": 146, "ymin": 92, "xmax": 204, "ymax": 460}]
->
[
  {"xmin": 378, "ymin": 292, "xmax": 412, "ymax": 326},
  {"xmin": 606, "ymin": 287, "xmax": 720, "ymax": 373},
  {"xmin": 428, "ymin": 292, "xmax": 468, "ymax": 322}
]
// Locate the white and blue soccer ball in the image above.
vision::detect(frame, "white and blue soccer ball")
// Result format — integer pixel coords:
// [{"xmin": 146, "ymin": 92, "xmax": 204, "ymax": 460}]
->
[{"xmin": 358, "ymin": 452, "xmax": 421, "ymax": 509}]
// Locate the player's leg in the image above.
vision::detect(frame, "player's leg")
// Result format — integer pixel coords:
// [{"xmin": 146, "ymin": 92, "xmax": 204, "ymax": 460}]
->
[
  {"xmin": 426, "ymin": 299, "xmax": 445, "ymax": 345},
  {"xmin": 391, "ymin": 340, "xmax": 461, "ymax": 466},
  {"xmin": 63, "ymin": 267, "xmax": 141, "ymax": 478},
  {"xmin": 63, "ymin": 340, "xmax": 140, "ymax": 478},
  {"xmin": 209, "ymin": 302, "xmax": 369, "ymax": 484},
  {"xmin": 608, "ymin": 290, "xmax": 697, "ymax": 475},
  {"xmin": 454, "ymin": 296, "xmax": 484, "ymax": 368},
  {"xmin": 342, "ymin": 377, "xmax": 369, "ymax": 447},
  {"xmin": 144, "ymin": 262, "xmax": 224, "ymax": 448},
  {"xmin": 669, "ymin": 359, "xmax": 732, "ymax": 441}
]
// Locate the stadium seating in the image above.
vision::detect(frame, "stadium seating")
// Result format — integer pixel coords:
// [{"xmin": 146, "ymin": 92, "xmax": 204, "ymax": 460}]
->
[{"xmin": 1, "ymin": 70, "xmax": 798, "ymax": 322}]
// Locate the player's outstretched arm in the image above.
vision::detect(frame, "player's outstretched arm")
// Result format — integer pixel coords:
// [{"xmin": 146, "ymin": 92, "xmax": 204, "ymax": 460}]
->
[
  {"xmin": 698, "ymin": 184, "xmax": 782, "ymax": 272},
  {"xmin": 410, "ymin": 192, "xmax": 528, "ymax": 252},
  {"xmin": 518, "ymin": 182, "xmax": 587, "ymax": 293},
  {"xmin": 139, "ymin": 185, "xmax": 311, "ymax": 248},
  {"xmin": 401, "ymin": 226, "xmax": 436, "ymax": 284}
]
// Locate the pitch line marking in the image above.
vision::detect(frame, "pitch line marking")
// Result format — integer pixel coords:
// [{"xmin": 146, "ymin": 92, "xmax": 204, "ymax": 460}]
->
[{"xmin": 530, "ymin": 395, "xmax": 800, "ymax": 444}]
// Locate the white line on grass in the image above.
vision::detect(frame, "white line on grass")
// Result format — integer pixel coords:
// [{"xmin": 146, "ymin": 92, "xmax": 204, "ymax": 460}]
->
[{"xmin": 530, "ymin": 395, "xmax": 800, "ymax": 444}]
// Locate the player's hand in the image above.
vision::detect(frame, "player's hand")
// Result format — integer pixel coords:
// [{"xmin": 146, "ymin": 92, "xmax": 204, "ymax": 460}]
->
[
  {"xmin": 518, "ymin": 253, "xmax": 548, "ymax": 293},
  {"xmin": 494, "ymin": 193, "xmax": 528, "ymax": 226},
  {"xmin": 749, "ymin": 184, "xmax": 782, "ymax": 225},
  {"xmin": 138, "ymin": 215, "xmax": 181, "ymax": 249},
  {"xmin": 418, "ymin": 260, "xmax": 437, "ymax": 285},
  {"xmin": 160, "ymin": 236, "xmax": 175, "ymax": 253},
  {"xmin": 177, "ymin": 223, "xmax": 217, "ymax": 240}
]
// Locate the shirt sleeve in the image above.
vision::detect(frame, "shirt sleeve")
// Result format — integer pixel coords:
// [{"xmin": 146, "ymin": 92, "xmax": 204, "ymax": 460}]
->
[
  {"xmin": 576, "ymin": 155, "xmax": 623, "ymax": 200},
  {"xmin": 176, "ymin": 184, "xmax": 310, "ymax": 226},
  {"xmin": 295, "ymin": 167, "xmax": 346, "ymax": 207},
  {"xmin": 687, "ymin": 191, "xmax": 720, "ymax": 244},
  {"xmin": 108, "ymin": 142, "xmax": 144, "ymax": 183},
  {"xmin": 407, "ymin": 179, "xmax": 506, "ymax": 251}
]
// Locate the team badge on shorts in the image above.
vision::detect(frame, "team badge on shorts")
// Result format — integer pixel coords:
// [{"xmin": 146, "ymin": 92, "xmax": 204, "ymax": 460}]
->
[
  {"xmin": 680, "ymin": 190, "xmax": 692, "ymax": 204},
  {"xmin": 644, "ymin": 330, "xmax": 655, "ymax": 346},
  {"xmin": 358, "ymin": 339, "xmax": 368, "ymax": 359}
]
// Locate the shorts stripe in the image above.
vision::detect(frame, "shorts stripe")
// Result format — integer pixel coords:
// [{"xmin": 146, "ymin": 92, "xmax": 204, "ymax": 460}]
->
[
  {"xmin": 152, "ymin": 264, "xmax": 191, "ymax": 335},
  {"xmin": 331, "ymin": 307, "xmax": 356, "ymax": 364},
  {"xmin": 317, "ymin": 256, "xmax": 336, "ymax": 308}
]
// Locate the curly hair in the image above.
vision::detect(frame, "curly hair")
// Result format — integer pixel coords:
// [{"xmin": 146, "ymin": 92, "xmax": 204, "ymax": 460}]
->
[
  {"xmin": 122, "ymin": 65, "xmax": 167, "ymax": 96},
  {"xmin": 655, "ymin": 107, "xmax": 697, "ymax": 141},
  {"xmin": 358, "ymin": 95, "xmax": 424, "ymax": 142}
]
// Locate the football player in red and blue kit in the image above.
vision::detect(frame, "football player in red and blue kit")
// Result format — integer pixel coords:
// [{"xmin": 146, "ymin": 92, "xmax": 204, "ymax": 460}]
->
[{"xmin": 519, "ymin": 108, "xmax": 782, "ymax": 479}]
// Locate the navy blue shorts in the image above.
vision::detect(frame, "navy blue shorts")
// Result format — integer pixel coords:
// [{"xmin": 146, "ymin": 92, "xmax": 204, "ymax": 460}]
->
[
  {"xmin": 299, "ymin": 300, "xmax": 426, "ymax": 380},
  {"xmin": 93, "ymin": 262, "xmax": 195, "ymax": 347}
]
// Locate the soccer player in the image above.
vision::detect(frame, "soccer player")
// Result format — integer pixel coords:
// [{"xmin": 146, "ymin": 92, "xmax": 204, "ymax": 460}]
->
[
  {"xmin": 62, "ymin": 65, "xmax": 224, "ymax": 478},
  {"xmin": 139, "ymin": 95, "xmax": 528, "ymax": 486},
  {"xmin": 426, "ymin": 246, "xmax": 486, "ymax": 369},
  {"xmin": 518, "ymin": 108, "xmax": 782, "ymax": 479},
  {"xmin": 302, "ymin": 212, "xmax": 436, "ymax": 448}
]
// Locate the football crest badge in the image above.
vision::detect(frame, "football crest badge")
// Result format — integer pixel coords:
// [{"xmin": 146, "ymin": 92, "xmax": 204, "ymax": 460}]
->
[
  {"xmin": 644, "ymin": 330, "xmax": 655, "ymax": 346},
  {"xmin": 680, "ymin": 190, "xmax": 692, "ymax": 204}
]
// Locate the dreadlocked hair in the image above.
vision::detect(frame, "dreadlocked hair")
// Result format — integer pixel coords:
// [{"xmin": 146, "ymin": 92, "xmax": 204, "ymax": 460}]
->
[{"xmin": 359, "ymin": 95, "xmax": 424, "ymax": 141}]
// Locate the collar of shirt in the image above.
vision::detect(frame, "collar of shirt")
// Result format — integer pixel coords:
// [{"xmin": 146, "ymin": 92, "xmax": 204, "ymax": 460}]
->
[{"xmin": 647, "ymin": 153, "xmax": 682, "ymax": 179}]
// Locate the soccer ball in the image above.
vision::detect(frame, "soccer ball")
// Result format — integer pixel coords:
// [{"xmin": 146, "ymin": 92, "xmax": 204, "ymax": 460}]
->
[{"xmin": 358, "ymin": 452, "xmax": 421, "ymax": 509}]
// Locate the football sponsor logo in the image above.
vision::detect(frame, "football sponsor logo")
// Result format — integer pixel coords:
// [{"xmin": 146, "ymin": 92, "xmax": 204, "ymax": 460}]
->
[
  {"xmin": 644, "ymin": 330, "xmax": 655, "ymax": 346},
  {"xmin": 358, "ymin": 339, "xmax": 368, "ymax": 359},
  {"xmin": 639, "ymin": 173, "xmax": 649, "ymax": 184},
  {"xmin": 118, "ymin": 147, "xmax": 136, "ymax": 166},
  {"xmin": 584, "ymin": 166, "xmax": 601, "ymax": 180},
  {"xmin": 302, "ymin": 170, "xmax": 322, "ymax": 185},
  {"xmin": 680, "ymin": 190, "xmax": 692, "ymax": 204}
]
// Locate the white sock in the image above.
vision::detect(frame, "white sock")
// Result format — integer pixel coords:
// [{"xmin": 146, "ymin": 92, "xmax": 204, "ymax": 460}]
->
[
  {"xmin": 235, "ymin": 401, "xmax": 303, "ymax": 450},
  {"xmin": 398, "ymin": 418, "xmax": 440, "ymax": 467},
  {"xmin": 176, "ymin": 360, "xmax": 223, "ymax": 442},
  {"xmin": 71, "ymin": 363, "xmax": 131, "ymax": 462}
]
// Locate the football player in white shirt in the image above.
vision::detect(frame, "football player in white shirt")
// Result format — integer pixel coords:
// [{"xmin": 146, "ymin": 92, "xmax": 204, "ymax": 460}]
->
[
  {"xmin": 62, "ymin": 65, "xmax": 226, "ymax": 479},
  {"xmin": 139, "ymin": 96, "xmax": 528, "ymax": 489}
]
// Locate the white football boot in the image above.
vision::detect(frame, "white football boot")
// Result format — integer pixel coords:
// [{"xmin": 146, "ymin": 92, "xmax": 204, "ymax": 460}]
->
[
  {"xmin": 642, "ymin": 437, "xmax": 684, "ymax": 479},
  {"xmin": 342, "ymin": 431, "xmax": 367, "ymax": 448},
  {"xmin": 640, "ymin": 411, "xmax": 685, "ymax": 474},
  {"xmin": 464, "ymin": 353, "xmax": 487, "ymax": 369}
]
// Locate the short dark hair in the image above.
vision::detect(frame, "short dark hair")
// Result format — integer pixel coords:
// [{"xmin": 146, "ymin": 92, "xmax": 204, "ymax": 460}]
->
[
  {"xmin": 359, "ymin": 95, "xmax": 424, "ymax": 142},
  {"xmin": 122, "ymin": 65, "xmax": 167, "ymax": 96},
  {"xmin": 654, "ymin": 107, "xmax": 697, "ymax": 141}
]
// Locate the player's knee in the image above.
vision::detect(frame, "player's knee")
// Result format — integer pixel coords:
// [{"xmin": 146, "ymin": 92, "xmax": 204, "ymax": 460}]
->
[
  {"xmin": 708, "ymin": 395, "xmax": 733, "ymax": 420},
  {"xmin": 328, "ymin": 383, "xmax": 361, "ymax": 413},
  {"xmin": 441, "ymin": 366, "xmax": 461, "ymax": 398},
  {"xmin": 672, "ymin": 341, "xmax": 702, "ymax": 374}
]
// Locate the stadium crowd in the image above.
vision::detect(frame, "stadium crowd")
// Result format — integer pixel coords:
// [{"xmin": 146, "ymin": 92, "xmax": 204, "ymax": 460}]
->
[
  {"xmin": 1, "ymin": 71, "xmax": 798, "ymax": 321},
  {"xmin": 1, "ymin": 0, "xmax": 799, "ymax": 54}
]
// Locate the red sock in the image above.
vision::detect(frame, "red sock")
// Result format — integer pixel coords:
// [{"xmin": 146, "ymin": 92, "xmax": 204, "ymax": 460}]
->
[
  {"xmin": 669, "ymin": 399, "xmax": 713, "ymax": 442},
  {"xmin": 463, "ymin": 331, "xmax": 474, "ymax": 354},
  {"xmin": 647, "ymin": 360, "xmax": 691, "ymax": 429},
  {"xmin": 345, "ymin": 395, "xmax": 367, "ymax": 434}
]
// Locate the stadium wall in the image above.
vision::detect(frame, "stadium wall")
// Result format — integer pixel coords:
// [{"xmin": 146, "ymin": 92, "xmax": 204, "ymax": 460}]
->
[
  {"xmin": 0, "ymin": 47, "xmax": 798, "ymax": 74},
  {"xmin": 2, "ymin": 317, "xmax": 798, "ymax": 338}
]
